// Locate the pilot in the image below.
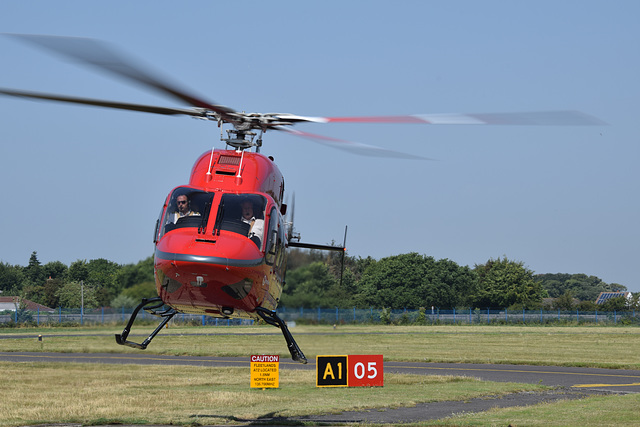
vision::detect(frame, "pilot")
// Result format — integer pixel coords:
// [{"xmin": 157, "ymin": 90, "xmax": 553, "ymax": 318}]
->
[
  {"xmin": 241, "ymin": 199, "xmax": 264, "ymax": 246},
  {"xmin": 168, "ymin": 194, "xmax": 200, "ymax": 224}
]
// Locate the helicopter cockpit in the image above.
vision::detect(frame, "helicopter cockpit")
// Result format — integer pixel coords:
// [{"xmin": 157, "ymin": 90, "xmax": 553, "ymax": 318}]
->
[
  {"xmin": 161, "ymin": 188, "xmax": 211, "ymax": 235},
  {"xmin": 212, "ymin": 194, "xmax": 267, "ymax": 248},
  {"xmin": 158, "ymin": 188, "xmax": 267, "ymax": 249}
]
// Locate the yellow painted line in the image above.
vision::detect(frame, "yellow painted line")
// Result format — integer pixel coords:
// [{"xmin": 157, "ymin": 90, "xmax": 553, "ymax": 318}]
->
[
  {"xmin": 384, "ymin": 363, "xmax": 640, "ymax": 380},
  {"xmin": 572, "ymin": 383, "xmax": 640, "ymax": 388}
]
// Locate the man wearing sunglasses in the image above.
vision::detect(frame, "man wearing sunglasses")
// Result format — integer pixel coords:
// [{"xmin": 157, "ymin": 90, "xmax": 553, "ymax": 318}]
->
[{"xmin": 168, "ymin": 194, "xmax": 200, "ymax": 224}]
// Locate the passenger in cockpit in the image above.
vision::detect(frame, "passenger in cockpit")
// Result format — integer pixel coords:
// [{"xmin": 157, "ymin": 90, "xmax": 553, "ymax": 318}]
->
[{"xmin": 240, "ymin": 199, "xmax": 264, "ymax": 247}]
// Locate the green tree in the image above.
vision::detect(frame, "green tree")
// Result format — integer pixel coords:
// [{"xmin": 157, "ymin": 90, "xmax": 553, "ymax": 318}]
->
[
  {"xmin": 55, "ymin": 281, "xmax": 99, "ymax": 309},
  {"xmin": 536, "ymin": 273, "xmax": 627, "ymax": 301},
  {"xmin": 86, "ymin": 258, "xmax": 121, "ymax": 306},
  {"xmin": 111, "ymin": 294, "xmax": 139, "ymax": 309},
  {"xmin": 68, "ymin": 259, "xmax": 122, "ymax": 306},
  {"xmin": 281, "ymin": 261, "xmax": 337, "ymax": 307},
  {"xmin": 0, "ymin": 261, "xmax": 25, "ymax": 295},
  {"xmin": 43, "ymin": 261, "xmax": 68, "ymax": 280},
  {"xmin": 68, "ymin": 260, "xmax": 89, "ymax": 283},
  {"xmin": 121, "ymin": 281, "xmax": 157, "ymax": 301},
  {"xmin": 600, "ymin": 295, "xmax": 629, "ymax": 312},
  {"xmin": 553, "ymin": 290, "xmax": 576, "ymax": 310},
  {"xmin": 355, "ymin": 253, "xmax": 475, "ymax": 309},
  {"xmin": 472, "ymin": 257, "xmax": 543, "ymax": 309},
  {"xmin": 286, "ymin": 249, "xmax": 325, "ymax": 272},
  {"xmin": 116, "ymin": 256, "xmax": 154, "ymax": 292},
  {"xmin": 23, "ymin": 251, "xmax": 46, "ymax": 286}
]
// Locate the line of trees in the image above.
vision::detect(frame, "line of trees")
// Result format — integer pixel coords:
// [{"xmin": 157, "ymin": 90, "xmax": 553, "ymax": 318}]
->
[
  {"xmin": 281, "ymin": 250, "xmax": 637, "ymax": 312},
  {"xmin": 0, "ymin": 250, "xmax": 636, "ymax": 312},
  {"xmin": 0, "ymin": 252, "xmax": 156, "ymax": 310}
]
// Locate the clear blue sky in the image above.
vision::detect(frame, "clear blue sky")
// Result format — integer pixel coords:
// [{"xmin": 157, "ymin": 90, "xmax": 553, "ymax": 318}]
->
[{"xmin": 1, "ymin": 1, "xmax": 638, "ymax": 291}]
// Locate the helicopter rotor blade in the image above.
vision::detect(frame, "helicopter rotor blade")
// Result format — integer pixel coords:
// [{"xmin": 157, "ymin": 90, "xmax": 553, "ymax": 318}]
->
[
  {"xmin": 278, "ymin": 127, "xmax": 432, "ymax": 160},
  {"xmin": 274, "ymin": 110, "xmax": 607, "ymax": 126},
  {"xmin": 0, "ymin": 87, "xmax": 206, "ymax": 117},
  {"xmin": 4, "ymin": 33, "xmax": 237, "ymax": 120}
]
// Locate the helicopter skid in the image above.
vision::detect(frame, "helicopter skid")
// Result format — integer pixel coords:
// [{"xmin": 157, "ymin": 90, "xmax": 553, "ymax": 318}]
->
[
  {"xmin": 115, "ymin": 297, "xmax": 176, "ymax": 350},
  {"xmin": 256, "ymin": 307, "xmax": 307, "ymax": 364}
]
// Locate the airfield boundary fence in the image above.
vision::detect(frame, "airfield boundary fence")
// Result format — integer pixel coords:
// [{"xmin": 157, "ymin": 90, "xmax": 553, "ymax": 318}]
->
[{"xmin": 1, "ymin": 306, "xmax": 639, "ymax": 326}]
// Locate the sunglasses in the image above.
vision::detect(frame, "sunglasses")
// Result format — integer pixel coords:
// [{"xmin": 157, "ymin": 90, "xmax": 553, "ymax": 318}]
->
[{"xmin": 177, "ymin": 200, "xmax": 187, "ymax": 204}]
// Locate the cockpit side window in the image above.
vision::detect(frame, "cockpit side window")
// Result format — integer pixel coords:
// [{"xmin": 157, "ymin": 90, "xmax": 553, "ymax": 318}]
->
[
  {"xmin": 161, "ymin": 188, "xmax": 213, "ymax": 237},
  {"xmin": 214, "ymin": 194, "xmax": 267, "ymax": 249}
]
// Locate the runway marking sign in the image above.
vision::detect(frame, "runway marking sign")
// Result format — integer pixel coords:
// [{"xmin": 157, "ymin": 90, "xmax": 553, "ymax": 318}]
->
[
  {"xmin": 316, "ymin": 354, "xmax": 383, "ymax": 387},
  {"xmin": 250, "ymin": 354, "xmax": 279, "ymax": 388}
]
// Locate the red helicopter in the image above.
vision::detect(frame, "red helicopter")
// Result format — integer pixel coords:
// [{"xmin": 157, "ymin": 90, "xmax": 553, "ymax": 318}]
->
[{"xmin": 0, "ymin": 34, "xmax": 604, "ymax": 363}]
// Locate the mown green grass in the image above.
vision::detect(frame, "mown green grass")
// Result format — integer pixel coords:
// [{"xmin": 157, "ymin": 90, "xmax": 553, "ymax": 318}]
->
[{"xmin": 2, "ymin": 324, "xmax": 639, "ymax": 369}]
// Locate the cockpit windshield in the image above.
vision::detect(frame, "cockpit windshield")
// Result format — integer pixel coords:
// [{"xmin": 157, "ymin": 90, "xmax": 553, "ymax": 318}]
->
[
  {"xmin": 158, "ymin": 190, "xmax": 268, "ymax": 249},
  {"xmin": 213, "ymin": 194, "xmax": 267, "ymax": 248},
  {"xmin": 161, "ymin": 188, "xmax": 214, "ymax": 237}
]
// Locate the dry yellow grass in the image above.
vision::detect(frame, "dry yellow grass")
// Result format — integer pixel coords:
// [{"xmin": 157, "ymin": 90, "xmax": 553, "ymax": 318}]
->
[{"xmin": 1, "ymin": 361, "xmax": 541, "ymax": 426}]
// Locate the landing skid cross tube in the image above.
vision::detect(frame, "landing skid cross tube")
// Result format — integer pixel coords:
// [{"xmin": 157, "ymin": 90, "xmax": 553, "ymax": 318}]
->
[
  {"xmin": 115, "ymin": 297, "xmax": 176, "ymax": 350},
  {"xmin": 256, "ymin": 307, "xmax": 307, "ymax": 364}
]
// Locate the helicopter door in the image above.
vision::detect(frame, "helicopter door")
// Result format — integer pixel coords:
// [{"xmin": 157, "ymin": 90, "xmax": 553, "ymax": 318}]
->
[{"xmin": 265, "ymin": 207, "xmax": 285, "ymax": 271}]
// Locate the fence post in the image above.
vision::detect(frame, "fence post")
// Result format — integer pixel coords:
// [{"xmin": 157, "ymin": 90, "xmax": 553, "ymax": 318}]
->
[
  {"xmin": 523, "ymin": 308, "xmax": 525, "ymax": 324},
  {"xmin": 595, "ymin": 310, "xmax": 598, "ymax": 324},
  {"xmin": 453, "ymin": 307, "xmax": 456, "ymax": 324},
  {"xmin": 540, "ymin": 308, "xmax": 542, "ymax": 323},
  {"xmin": 615, "ymin": 310, "xmax": 617, "ymax": 324},
  {"xmin": 353, "ymin": 307, "xmax": 356, "ymax": 323},
  {"xmin": 59, "ymin": 307, "xmax": 62, "ymax": 323},
  {"xmin": 37, "ymin": 307, "xmax": 40, "ymax": 326},
  {"xmin": 487, "ymin": 307, "xmax": 490, "ymax": 324},
  {"xmin": 469, "ymin": 308, "xmax": 472, "ymax": 324},
  {"xmin": 335, "ymin": 307, "xmax": 339, "ymax": 323}
]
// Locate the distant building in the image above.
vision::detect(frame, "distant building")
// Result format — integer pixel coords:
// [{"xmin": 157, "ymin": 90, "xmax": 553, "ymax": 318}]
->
[
  {"xmin": 0, "ymin": 296, "xmax": 54, "ymax": 312},
  {"xmin": 595, "ymin": 292, "xmax": 632, "ymax": 305}
]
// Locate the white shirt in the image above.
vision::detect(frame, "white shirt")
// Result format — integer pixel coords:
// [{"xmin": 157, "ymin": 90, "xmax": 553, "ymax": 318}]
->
[{"xmin": 242, "ymin": 216, "xmax": 264, "ymax": 241}]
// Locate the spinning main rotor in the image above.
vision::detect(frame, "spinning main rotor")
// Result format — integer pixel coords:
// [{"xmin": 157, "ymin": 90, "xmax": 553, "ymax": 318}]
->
[{"xmin": 0, "ymin": 34, "xmax": 605, "ymax": 157}]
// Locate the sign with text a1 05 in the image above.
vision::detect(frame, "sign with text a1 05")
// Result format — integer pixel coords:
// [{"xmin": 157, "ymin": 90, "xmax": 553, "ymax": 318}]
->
[{"xmin": 316, "ymin": 354, "xmax": 383, "ymax": 387}]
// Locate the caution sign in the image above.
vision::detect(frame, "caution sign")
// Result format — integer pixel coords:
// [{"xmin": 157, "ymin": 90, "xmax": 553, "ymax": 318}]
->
[
  {"xmin": 250, "ymin": 355, "xmax": 279, "ymax": 388},
  {"xmin": 316, "ymin": 355, "xmax": 383, "ymax": 387}
]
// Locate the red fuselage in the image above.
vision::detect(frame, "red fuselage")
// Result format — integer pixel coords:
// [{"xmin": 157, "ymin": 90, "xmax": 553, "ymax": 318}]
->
[{"xmin": 153, "ymin": 149, "xmax": 287, "ymax": 319}]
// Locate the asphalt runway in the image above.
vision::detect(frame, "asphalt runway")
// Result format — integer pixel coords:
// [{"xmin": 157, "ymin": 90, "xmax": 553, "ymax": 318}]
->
[
  {"xmin": 1, "ymin": 351, "xmax": 639, "ymax": 394},
  {"xmin": 2, "ymin": 347, "xmax": 639, "ymax": 424}
]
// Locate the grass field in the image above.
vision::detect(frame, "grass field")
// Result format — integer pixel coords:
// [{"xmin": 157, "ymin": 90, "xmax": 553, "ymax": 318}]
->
[
  {"xmin": 2, "ymin": 323, "xmax": 640, "ymax": 426},
  {"xmin": 2, "ymin": 324, "xmax": 640, "ymax": 369}
]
